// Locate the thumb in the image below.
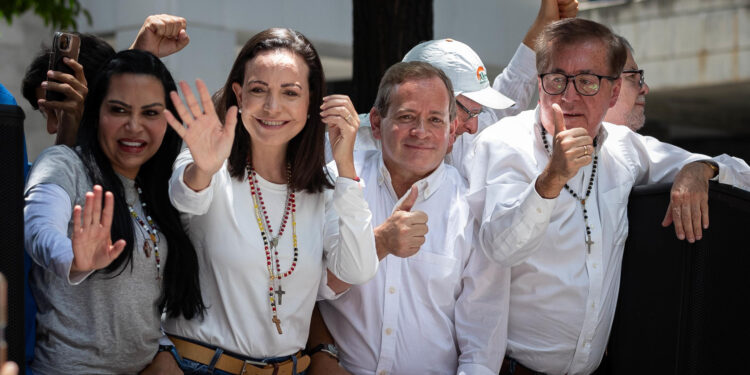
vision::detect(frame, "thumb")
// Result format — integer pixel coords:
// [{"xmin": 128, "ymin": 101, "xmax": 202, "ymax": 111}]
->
[
  {"xmin": 552, "ymin": 103, "xmax": 566, "ymax": 136},
  {"xmin": 396, "ymin": 185, "xmax": 419, "ymax": 212}
]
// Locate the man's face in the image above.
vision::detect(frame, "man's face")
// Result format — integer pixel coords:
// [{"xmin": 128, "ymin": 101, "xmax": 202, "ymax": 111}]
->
[
  {"xmin": 455, "ymin": 94, "xmax": 482, "ymax": 136},
  {"xmin": 371, "ymin": 76, "xmax": 452, "ymax": 183},
  {"xmin": 539, "ymin": 39, "xmax": 621, "ymax": 138},
  {"xmin": 604, "ymin": 50, "xmax": 650, "ymax": 132}
]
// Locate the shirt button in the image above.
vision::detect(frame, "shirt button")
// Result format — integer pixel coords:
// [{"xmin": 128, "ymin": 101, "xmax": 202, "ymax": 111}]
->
[
  {"xmin": 536, "ymin": 207, "xmax": 542, "ymax": 213},
  {"xmin": 591, "ymin": 302, "xmax": 596, "ymax": 309},
  {"xmin": 379, "ymin": 371, "xmax": 388, "ymax": 375},
  {"xmin": 388, "ymin": 286, "xmax": 396, "ymax": 294},
  {"xmin": 385, "ymin": 328, "xmax": 393, "ymax": 335},
  {"xmin": 592, "ymin": 263, "xmax": 598, "ymax": 269}
]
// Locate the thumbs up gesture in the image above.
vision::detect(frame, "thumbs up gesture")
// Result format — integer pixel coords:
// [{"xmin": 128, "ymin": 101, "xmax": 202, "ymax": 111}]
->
[
  {"xmin": 535, "ymin": 103, "xmax": 595, "ymax": 198},
  {"xmin": 374, "ymin": 185, "xmax": 429, "ymax": 259}
]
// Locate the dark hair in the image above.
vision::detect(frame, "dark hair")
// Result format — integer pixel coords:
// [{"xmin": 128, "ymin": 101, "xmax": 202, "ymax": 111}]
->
[
  {"xmin": 373, "ymin": 61, "xmax": 457, "ymax": 121},
  {"xmin": 535, "ymin": 18, "xmax": 627, "ymax": 77},
  {"xmin": 22, "ymin": 32, "xmax": 116, "ymax": 109},
  {"xmin": 214, "ymin": 28, "xmax": 333, "ymax": 193},
  {"xmin": 76, "ymin": 49, "xmax": 205, "ymax": 319}
]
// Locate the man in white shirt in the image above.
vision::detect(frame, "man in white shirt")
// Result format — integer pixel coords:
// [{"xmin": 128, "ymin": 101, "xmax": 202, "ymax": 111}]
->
[
  {"xmin": 313, "ymin": 62, "xmax": 510, "ymax": 375},
  {"xmin": 465, "ymin": 18, "xmax": 750, "ymax": 375}
]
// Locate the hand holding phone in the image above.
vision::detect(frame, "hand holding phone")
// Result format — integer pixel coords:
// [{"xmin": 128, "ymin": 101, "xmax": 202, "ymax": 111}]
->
[{"xmin": 46, "ymin": 32, "xmax": 81, "ymax": 102}]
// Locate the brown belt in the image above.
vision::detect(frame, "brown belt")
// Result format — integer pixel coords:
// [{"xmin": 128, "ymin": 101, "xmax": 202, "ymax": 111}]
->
[{"xmin": 169, "ymin": 335, "xmax": 310, "ymax": 375}]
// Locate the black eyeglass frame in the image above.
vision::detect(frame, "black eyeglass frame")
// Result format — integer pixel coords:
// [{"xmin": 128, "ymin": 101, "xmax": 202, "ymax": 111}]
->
[
  {"xmin": 539, "ymin": 72, "xmax": 619, "ymax": 96},
  {"xmin": 456, "ymin": 99, "xmax": 482, "ymax": 119},
  {"xmin": 622, "ymin": 69, "xmax": 645, "ymax": 89}
]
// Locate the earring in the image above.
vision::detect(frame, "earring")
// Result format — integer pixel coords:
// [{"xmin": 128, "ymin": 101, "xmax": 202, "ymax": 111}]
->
[
  {"xmin": 307, "ymin": 114, "xmax": 310, "ymax": 119},
  {"xmin": 238, "ymin": 108, "xmax": 242, "ymax": 114}
]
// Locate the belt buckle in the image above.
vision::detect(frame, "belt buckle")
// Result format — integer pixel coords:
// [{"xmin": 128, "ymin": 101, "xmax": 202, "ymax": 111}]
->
[{"xmin": 240, "ymin": 358, "xmax": 269, "ymax": 375}]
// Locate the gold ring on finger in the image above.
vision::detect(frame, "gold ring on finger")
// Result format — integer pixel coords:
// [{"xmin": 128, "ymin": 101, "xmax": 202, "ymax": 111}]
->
[{"xmin": 345, "ymin": 113, "xmax": 353, "ymax": 123}]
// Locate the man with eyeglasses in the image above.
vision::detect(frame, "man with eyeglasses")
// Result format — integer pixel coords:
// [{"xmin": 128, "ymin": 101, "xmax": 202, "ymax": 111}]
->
[
  {"xmin": 603, "ymin": 35, "xmax": 650, "ymax": 132},
  {"xmin": 464, "ymin": 18, "xmax": 750, "ymax": 375}
]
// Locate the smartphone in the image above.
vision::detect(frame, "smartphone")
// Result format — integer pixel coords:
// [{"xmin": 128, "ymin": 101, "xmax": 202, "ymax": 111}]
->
[
  {"xmin": 0, "ymin": 272, "xmax": 7, "ymax": 364},
  {"xmin": 46, "ymin": 31, "xmax": 81, "ymax": 102}
]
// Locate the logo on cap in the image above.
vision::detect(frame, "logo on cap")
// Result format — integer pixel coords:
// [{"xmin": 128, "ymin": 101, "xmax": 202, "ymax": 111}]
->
[{"xmin": 476, "ymin": 66, "xmax": 488, "ymax": 85}]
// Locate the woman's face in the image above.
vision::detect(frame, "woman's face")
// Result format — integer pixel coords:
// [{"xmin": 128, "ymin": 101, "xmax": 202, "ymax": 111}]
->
[
  {"xmin": 97, "ymin": 73, "xmax": 167, "ymax": 179},
  {"xmin": 231, "ymin": 49, "xmax": 310, "ymax": 151}
]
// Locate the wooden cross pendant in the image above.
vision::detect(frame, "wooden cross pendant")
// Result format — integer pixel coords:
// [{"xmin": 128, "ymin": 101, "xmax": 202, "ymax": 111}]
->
[
  {"xmin": 275, "ymin": 285, "xmax": 286, "ymax": 305},
  {"xmin": 586, "ymin": 238, "xmax": 595, "ymax": 254},
  {"xmin": 272, "ymin": 316, "xmax": 283, "ymax": 334},
  {"xmin": 143, "ymin": 241, "xmax": 152, "ymax": 258}
]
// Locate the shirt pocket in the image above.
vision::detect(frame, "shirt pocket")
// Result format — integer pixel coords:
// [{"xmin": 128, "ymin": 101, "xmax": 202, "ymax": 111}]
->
[{"xmin": 405, "ymin": 250, "xmax": 459, "ymax": 310}]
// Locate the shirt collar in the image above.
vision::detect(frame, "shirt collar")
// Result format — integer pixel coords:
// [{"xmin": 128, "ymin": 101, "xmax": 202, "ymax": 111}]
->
[{"xmin": 376, "ymin": 154, "xmax": 445, "ymax": 203}]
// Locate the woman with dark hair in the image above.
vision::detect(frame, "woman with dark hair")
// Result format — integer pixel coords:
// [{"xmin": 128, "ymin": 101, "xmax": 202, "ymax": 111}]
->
[
  {"xmin": 24, "ymin": 49, "xmax": 204, "ymax": 374},
  {"xmin": 162, "ymin": 28, "xmax": 377, "ymax": 374}
]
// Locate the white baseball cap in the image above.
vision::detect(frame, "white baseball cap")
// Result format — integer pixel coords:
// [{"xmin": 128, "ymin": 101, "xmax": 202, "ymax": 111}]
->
[{"xmin": 402, "ymin": 38, "xmax": 515, "ymax": 110}]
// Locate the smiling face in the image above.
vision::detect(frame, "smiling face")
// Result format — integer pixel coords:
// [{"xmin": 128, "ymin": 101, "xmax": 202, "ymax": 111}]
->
[
  {"xmin": 604, "ymin": 49, "xmax": 650, "ymax": 131},
  {"xmin": 97, "ymin": 73, "xmax": 167, "ymax": 179},
  {"xmin": 231, "ymin": 49, "xmax": 310, "ymax": 154},
  {"xmin": 539, "ymin": 39, "xmax": 621, "ymax": 138},
  {"xmin": 371, "ymin": 76, "xmax": 452, "ymax": 185}
]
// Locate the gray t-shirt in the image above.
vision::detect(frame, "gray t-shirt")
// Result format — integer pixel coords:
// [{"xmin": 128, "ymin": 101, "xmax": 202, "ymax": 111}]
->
[{"xmin": 25, "ymin": 145, "xmax": 167, "ymax": 374}]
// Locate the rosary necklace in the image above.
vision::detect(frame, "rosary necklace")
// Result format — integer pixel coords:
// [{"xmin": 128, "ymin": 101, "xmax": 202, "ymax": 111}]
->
[
  {"xmin": 248, "ymin": 163, "xmax": 298, "ymax": 335},
  {"xmin": 540, "ymin": 125, "xmax": 598, "ymax": 254},
  {"xmin": 128, "ymin": 183, "xmax": 161, "ymax": 279}
]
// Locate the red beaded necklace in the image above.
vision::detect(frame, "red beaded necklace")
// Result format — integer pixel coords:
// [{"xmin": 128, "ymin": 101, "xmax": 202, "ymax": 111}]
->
[{"xmin": 247, "ymin": 163, "xmax": 297, "ymax": 335}]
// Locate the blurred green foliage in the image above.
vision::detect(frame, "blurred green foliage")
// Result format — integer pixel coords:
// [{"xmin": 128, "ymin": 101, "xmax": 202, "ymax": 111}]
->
[{"xmin": 0, "ymin": 0, "xmax": 91, "ymax": 30}]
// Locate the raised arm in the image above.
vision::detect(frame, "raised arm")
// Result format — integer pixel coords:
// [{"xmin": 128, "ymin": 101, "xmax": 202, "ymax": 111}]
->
[
  {"xmin": 130, "ymin": 14, "xmax": 190, "ymax": 58},
  {"xmin": 165, "ymin": 79, "xmax": 237, "ymax": 192}
]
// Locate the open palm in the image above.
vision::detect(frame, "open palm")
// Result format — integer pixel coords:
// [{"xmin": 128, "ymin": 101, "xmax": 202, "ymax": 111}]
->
[
  {"xmin": 165, "ymin": 79, "xmax": 238, "ymax": 177},
  {"xmin": 71, "ymin": 185, "xmax": 126, "ymax": 272}
]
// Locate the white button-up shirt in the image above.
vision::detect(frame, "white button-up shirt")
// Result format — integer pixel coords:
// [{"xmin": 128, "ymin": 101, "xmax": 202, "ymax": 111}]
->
[
  {"xmin": 464, "ymin": 108, "xmax": 750, "ymax": 375},
  {"xmin": 320, "ymin": 150, "xmax": 510, "ymax": 375}
]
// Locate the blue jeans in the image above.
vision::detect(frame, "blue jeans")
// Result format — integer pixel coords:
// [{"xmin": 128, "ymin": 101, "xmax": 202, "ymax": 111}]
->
[{"xmin": 167, "ymin": 345, "xmax": 307, "ymax": 375}]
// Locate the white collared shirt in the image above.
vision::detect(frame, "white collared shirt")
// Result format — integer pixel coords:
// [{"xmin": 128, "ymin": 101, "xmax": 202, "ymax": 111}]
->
[
  {"xmin": 464, "ymin": 108, "xmax": 750, "ymax": 375},
  {"xmin": 164, "ymin": 149, "xmax": 378, "ymax": 358},
  {"xmin": 319, "ymin": 150, "xmax": 510, "ymax": 375}
]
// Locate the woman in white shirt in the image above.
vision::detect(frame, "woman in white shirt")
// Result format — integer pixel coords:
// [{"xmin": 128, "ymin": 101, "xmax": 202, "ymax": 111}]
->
[{"xmin": 162, "ymin": 28, "xmax": 378, "ymax": 375}]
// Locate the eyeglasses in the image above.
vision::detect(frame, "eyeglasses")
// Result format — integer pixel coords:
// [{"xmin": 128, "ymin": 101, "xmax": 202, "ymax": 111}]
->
[
  {"xmin": 539, "ymin": 72, "xmax": 619, "ymax": 96},
  {"xmin": 456, "ymin": 99, "xmax": 482, "ymax": 119},
  {"xmin": 622, "ymin": 69, "xmax": 645, "ymax": 89}
]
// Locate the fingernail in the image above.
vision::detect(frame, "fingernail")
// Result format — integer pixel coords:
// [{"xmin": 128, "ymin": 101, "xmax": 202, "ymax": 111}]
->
[
  {"xmin": 678, "ymin": 234, "xmax": 685, "ymax": 240},
  {"xmin": 63, "ymin": 57, "xmax": 69, "ymax": 62},
  {"xmin": 41, "ymin": 81, "xmax": 48, "ymax": 87},
  {"xmin": 47, "ymin": 70, "xmax": 53, "ymax": 76}
]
